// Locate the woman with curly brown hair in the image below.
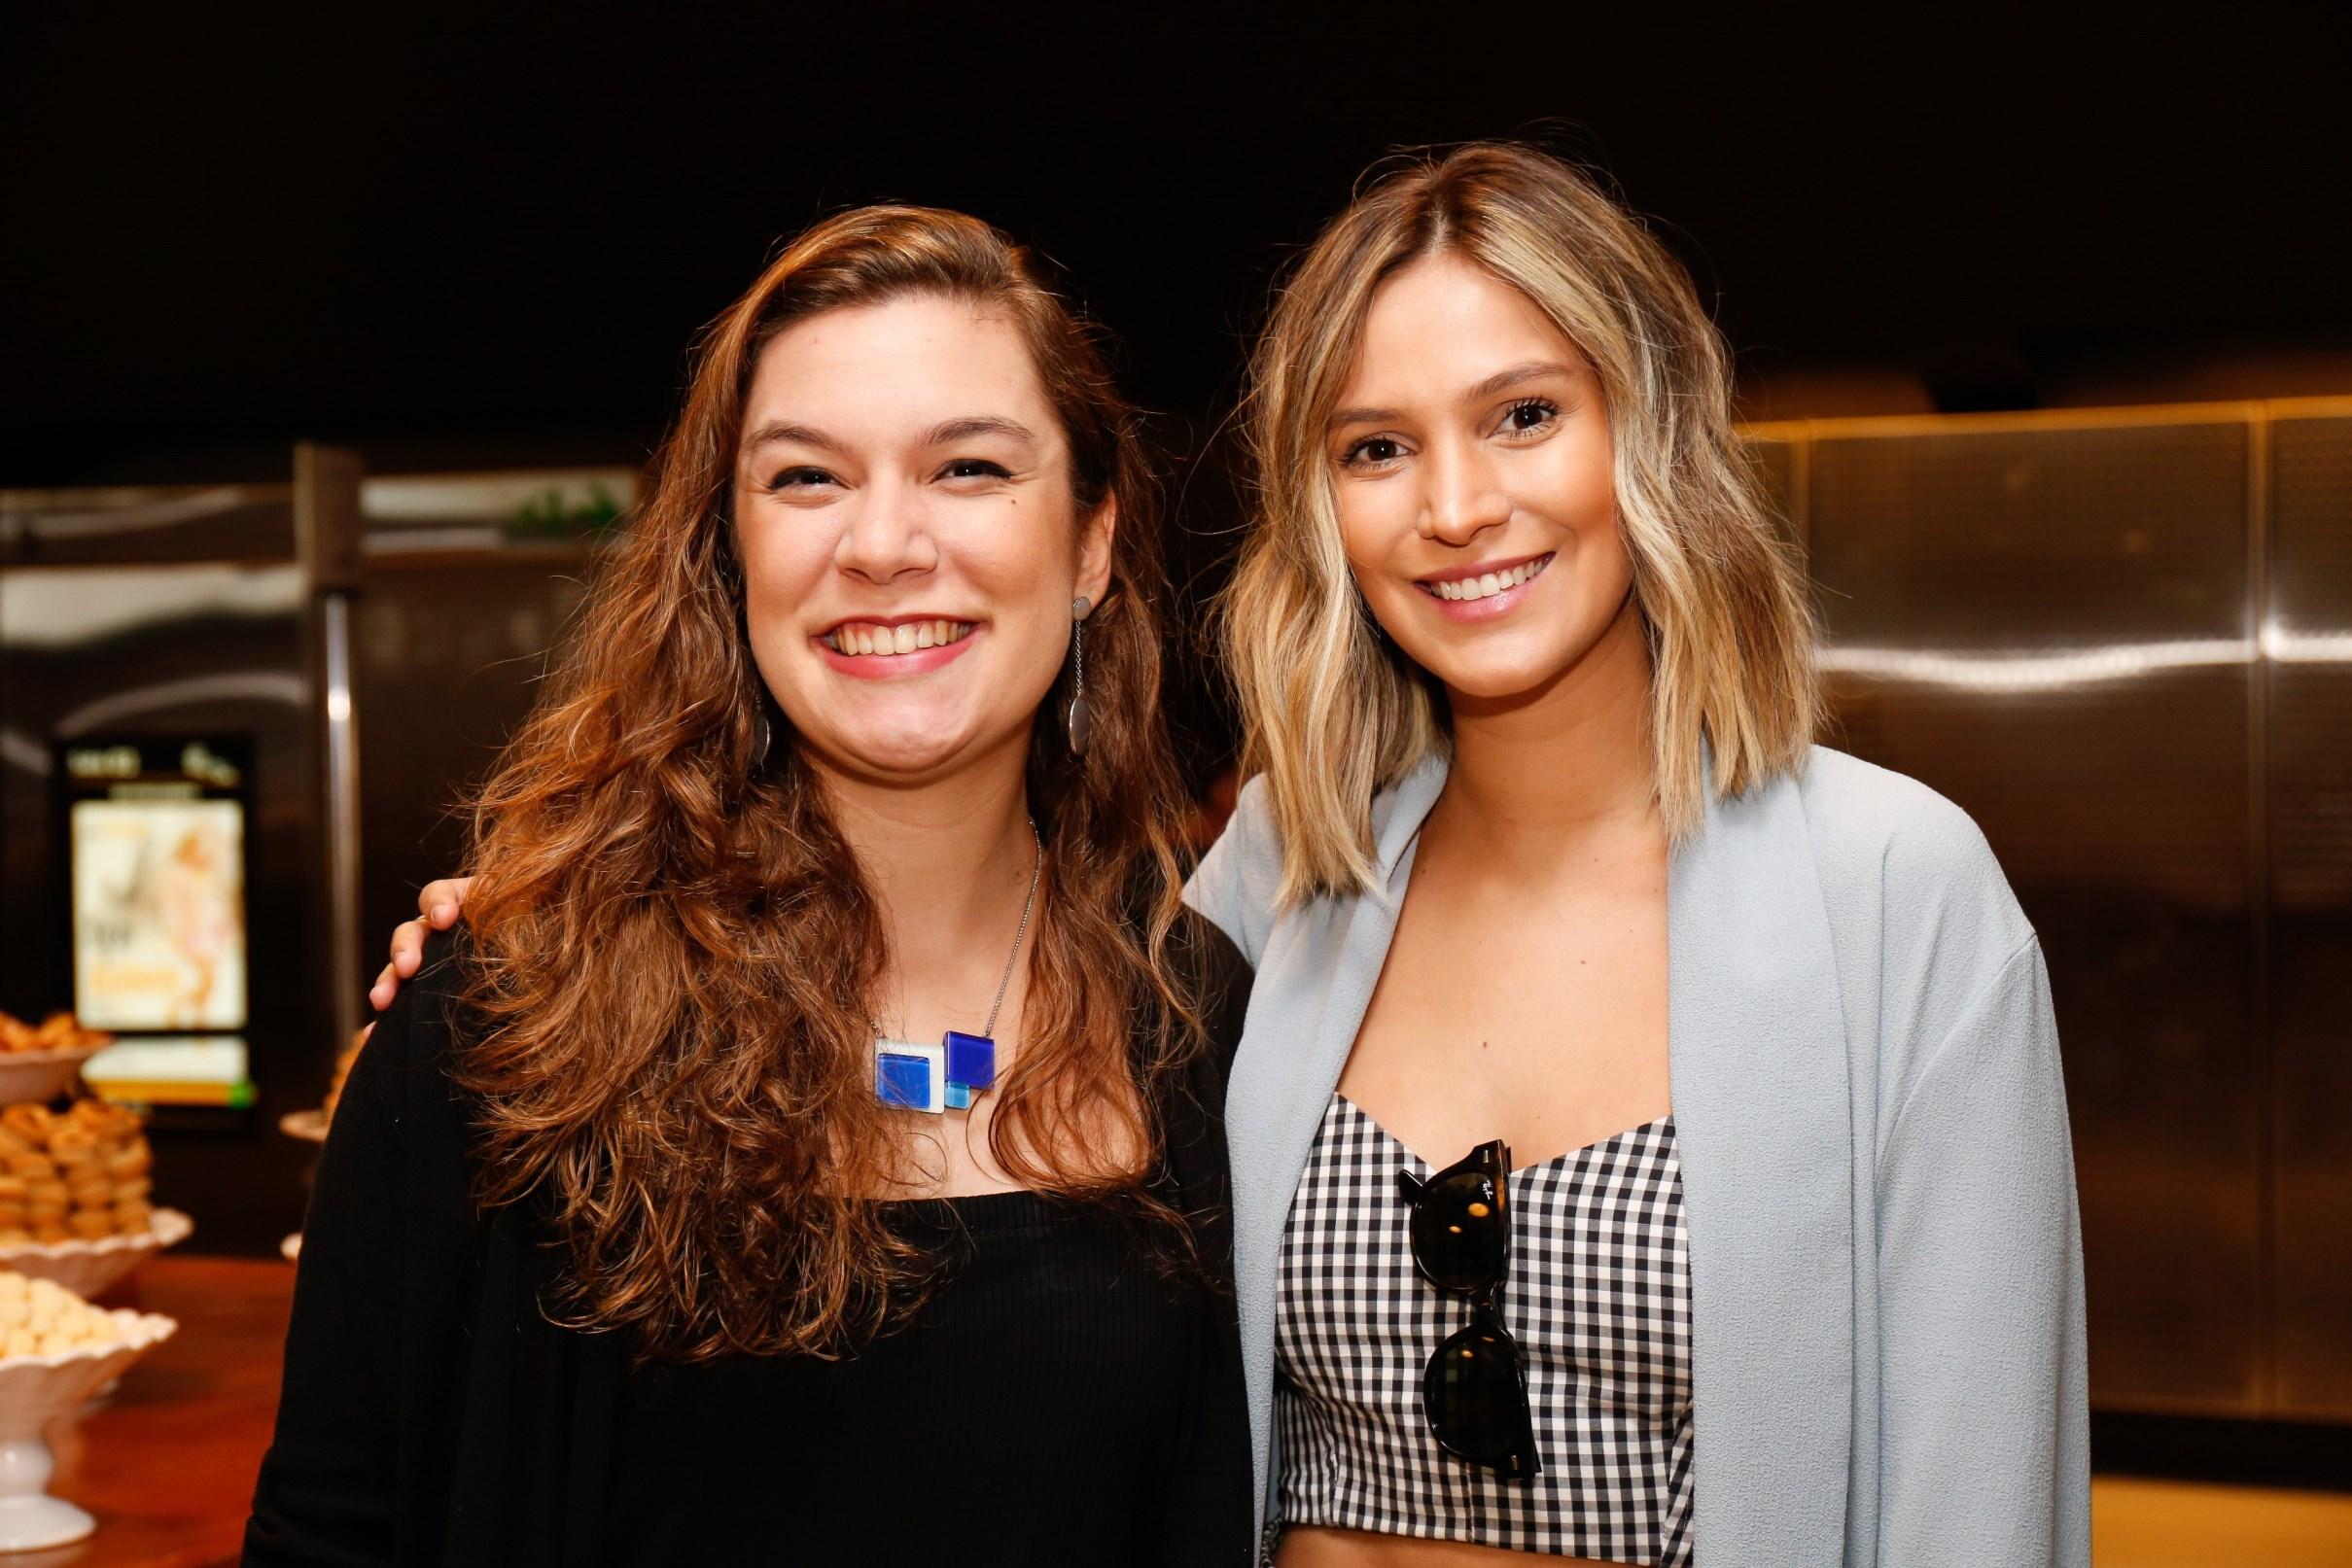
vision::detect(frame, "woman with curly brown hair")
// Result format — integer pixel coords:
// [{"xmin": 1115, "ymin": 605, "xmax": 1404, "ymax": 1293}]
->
[{"xmin": 243, "ymin": 207, "xmax": 1253, "ymax": 1566}]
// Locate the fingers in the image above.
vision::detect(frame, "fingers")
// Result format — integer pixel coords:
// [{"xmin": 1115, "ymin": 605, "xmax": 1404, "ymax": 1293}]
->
[
  {"xmin": 391, "ymin": 917, "xmax": 430, "ymax": 973},
  {"xmin": 375, "ymin": 877, "xmax": 474, "ymax": 1015},
  {"xmin": 369, "ymin": 960, "xmax": 401, "ymax": 1012},
  {"xmin": 415, "ymin": 877, "xmax": 474, "ymax": 928}
]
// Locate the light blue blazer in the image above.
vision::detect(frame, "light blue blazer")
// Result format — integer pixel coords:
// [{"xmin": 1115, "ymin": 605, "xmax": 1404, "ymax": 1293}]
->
[{"xmin": 1184, "ymin": 746, "xmax": 2090, "ymax": 1566}]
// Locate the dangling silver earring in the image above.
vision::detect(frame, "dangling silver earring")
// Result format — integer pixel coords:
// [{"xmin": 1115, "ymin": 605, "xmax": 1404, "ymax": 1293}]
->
[
  {"xmin": 1066, "ymin": 596, "xmax": 1092, "ymax": 756},
  {"xmin": 751, "ymin": 707, "xmax": 772, "ymax": 772}
]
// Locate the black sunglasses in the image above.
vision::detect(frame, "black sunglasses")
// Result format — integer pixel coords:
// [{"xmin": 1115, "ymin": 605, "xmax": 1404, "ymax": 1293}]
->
[{"xmin": 1396, "ymin": 1138, "xmax": 1542, "ymax": 1481}]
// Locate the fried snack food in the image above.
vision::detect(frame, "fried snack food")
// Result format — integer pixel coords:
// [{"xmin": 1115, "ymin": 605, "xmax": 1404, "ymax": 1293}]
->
[
  {"xmin": 0, "ymin": 1099, "xmax": 156, "ymax": 1245},
  {"xmin": 0, "ymin": 1269, "xmax": 124, "ymax": 1358},
  {"xmin": 0, "ymin": 1010, "xmax": 112, "ymax": 1055}
]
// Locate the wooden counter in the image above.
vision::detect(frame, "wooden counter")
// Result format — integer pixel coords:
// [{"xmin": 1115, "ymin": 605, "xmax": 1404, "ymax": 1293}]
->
[{"xmin": 10, "ymin": 1255, "xmax": 294, "ymax": 1568}]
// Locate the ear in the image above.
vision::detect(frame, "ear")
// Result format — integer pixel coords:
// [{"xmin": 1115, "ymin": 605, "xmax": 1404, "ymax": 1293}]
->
[{"xmin": 1074, "ymin": 493, "xmax": 1117, "ymax": 613}]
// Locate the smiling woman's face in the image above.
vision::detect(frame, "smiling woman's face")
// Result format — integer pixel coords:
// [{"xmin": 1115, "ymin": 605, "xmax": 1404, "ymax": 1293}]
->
[
  {"xmin": 733, "ymin": 293, "xmax": 1113, "ymax": 785},
  {"xmin": 1326, "ymin": 251, "xmax": 1632, "ymax": 705}
]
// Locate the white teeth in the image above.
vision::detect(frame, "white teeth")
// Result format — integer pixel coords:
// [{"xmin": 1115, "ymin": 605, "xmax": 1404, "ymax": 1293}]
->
[
  {"xmin": 1425, "ymin": 555, "xmax": 1553, "ymax": 604},
  {"xmin": 828, "ymin": 620, "xmax": 973, "ymax": 657}
]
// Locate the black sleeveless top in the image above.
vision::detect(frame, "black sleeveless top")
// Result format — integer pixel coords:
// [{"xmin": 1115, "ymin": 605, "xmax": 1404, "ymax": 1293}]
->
[
  {"xmin": 611, "ymin": 1191, "xmax": 1219, "ymax": 1563},
  {"xmin": 245, "ymin": 920, "xmax": 1253, "ymax": 1568}
]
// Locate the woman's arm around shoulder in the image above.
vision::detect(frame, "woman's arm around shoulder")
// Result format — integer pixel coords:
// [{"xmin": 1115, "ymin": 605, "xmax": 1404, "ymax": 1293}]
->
[{"xmin": 243, "ymin": 930, "xmax": 476, "ymax": 1565}]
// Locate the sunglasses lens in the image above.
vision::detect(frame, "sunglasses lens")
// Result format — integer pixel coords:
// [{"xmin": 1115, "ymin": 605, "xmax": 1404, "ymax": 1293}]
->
[
  {"xmin": 1407, "ymin": 1169, "xmax": 1507, "ymax": 1293},
  {"xmin": 1423, "ymin": 1320, "xmax": 1536, "ymax": 1476}
]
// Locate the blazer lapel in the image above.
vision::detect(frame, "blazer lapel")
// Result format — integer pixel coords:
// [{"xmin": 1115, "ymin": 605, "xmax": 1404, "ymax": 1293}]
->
[
  {"xmin": 1670, "ymin": 766, "xmax": 1855, "ymax": 1563},
  {"xmin": 1225, "ymin": 754, "xmax": 1448, "ymax": 1521}
]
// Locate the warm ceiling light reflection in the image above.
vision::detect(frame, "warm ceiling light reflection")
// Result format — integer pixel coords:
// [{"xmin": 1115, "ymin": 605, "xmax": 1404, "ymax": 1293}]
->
[
  {"xmin": 1820, "ymin": 625, "xmax": 2352, "ymax": 692},
  {"xmin": 2261, "ymin": 620, "xmax": 2352, "ymax": 663}
]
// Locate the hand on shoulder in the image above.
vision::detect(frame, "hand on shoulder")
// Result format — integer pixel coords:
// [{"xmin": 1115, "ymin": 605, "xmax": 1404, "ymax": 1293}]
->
[{"xmin": 368, "ymin": 877, "xmax": 475, "ymax": 1014}]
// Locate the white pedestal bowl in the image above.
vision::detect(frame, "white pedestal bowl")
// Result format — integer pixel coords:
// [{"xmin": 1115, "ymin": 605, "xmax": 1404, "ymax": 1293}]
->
[
  {"xmin": 0, "ymin": 1310, "xmax": 175, "ymax": 1551},
  {"xmin": 0, "ymin": 1211, "xmax": 193, "ymax": 1302}
]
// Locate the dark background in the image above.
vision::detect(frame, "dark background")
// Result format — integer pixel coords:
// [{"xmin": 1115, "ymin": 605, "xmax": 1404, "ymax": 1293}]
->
[{"xmin": 8, "ymin": 13, "xmax": 2351, "ymax": 488}]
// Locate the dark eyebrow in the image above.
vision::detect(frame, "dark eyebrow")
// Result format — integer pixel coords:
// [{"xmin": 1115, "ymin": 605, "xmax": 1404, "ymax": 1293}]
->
[
  {"xmin": 925, "ymin": 415, "xmax": 1038, "ymax": 447},
  {"xmin": 1463, "ymin": 360, "xmax": 1581, "ymax": 402},
  {"xmin": 1327, "ymin": 360, "xmax": 1584, "ymax": 432},
  {"xmin": 742, "ymin": 421, "xmax": 845, "ymax": 456}
]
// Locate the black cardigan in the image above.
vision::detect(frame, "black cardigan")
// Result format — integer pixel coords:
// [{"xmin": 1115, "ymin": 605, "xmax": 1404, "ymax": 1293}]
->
[{"xmin": 243, "ymin": 920, "xmax": 1255, "ymax": 1566}]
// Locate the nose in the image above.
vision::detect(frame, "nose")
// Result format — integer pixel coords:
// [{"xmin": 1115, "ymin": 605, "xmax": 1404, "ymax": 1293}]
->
[
  {"xmin": 833, "ymin": 478, "xmax": 939, "ymax": 583},
  {"xmin": 1418, "ymin": 436, "xmax": 1512, "ymax": 545}
]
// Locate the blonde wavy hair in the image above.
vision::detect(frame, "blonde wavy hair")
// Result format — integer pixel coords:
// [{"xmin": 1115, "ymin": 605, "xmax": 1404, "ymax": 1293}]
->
[{"xmin": 1222, "ymin": 142, "xmax": 1819, "ymax": 901}]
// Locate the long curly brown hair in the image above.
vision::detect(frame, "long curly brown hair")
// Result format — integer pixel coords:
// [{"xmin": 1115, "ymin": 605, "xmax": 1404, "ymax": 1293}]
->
[{"xmin": 453, "ymin": 207, "xmax": 1205, "ymax": 1362}]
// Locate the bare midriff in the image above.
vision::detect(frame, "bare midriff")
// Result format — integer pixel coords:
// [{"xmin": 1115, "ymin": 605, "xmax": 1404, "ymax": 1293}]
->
[{"xmin": 1277, "ymin": 1524, "xmax": 1617, "ymax": 1567}]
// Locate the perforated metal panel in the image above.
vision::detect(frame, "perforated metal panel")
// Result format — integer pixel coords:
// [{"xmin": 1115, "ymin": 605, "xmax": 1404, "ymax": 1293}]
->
[
  {"xmin": 1812, "ymin": 422, "xmax": 2252, "ymax": 908},
  {"xmin": 2268, "ymin": 413, "xmax": 2352, "ymax": 1420},
  {"xmin": 1806, "ymin": 416, "xmax": 2263, "ymax": 1413}
]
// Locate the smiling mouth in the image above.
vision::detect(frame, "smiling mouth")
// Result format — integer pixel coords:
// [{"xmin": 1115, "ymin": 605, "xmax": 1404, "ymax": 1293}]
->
[
  {"xmin": 819, "ymin": 619, "xmax": 977, "ymax": 657},
  {"xmin": 1417, "ymin": 554, "xmax": 1554, "ymax": 603}
]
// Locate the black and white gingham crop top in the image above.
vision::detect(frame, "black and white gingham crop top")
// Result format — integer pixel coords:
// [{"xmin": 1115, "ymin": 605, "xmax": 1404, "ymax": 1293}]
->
[{"xmin": 1274, "ymin": 1093, "xmax": 1695, "ymax": 1562}]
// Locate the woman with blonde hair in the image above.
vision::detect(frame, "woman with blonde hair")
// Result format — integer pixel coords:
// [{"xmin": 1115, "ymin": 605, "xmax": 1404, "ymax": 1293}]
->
[
  {"xmin": 1196, "ymin": 144, "xmax": 2088, "ymax": 1564},
  {"xmin": 248, "ymin": 206, "xmax": 1253, "ymax": 1565}
]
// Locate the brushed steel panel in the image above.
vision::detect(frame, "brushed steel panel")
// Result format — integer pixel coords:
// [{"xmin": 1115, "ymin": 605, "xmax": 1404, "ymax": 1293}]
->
[
  {"xmin": 2268, "ymin": 413, "xmax": 2352, "ymax": 1420},
  {"xmin": 1808, "ymin": 420, "xmax": 2263, "ymax": 1412},
  {"xmin": 1811, "ymin": 422, "xmax": 2249, "ymax": 649},
  {"xmin": 351, "ymin": 554, "xmax": 594, "ymax": 978},
  {"xmin": 0, "ymin": 483, "xmax": 296, "ymax": 565}
]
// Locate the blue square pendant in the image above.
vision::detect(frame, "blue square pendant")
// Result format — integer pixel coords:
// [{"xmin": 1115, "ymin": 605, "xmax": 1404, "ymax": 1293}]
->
[
  {"xmin": 873, "ymin": 1038, "xmax": 945, "ymax": 1114},
  {"xmin": 944, "ymin": 1030, "xmax": 997, "ymax": 1093}
]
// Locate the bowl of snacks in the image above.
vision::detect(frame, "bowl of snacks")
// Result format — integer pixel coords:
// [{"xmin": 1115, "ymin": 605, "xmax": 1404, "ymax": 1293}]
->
[
  {"xmin": 0, "ymin": 1270, "xmax": 176, "ymax": 1551},
  {"xmin": 0, "ymin": 1101, "xmax": 187, "ymax": 1299},
  {"xmin": 0, "ymin": 1014, "xmax": 110, "ymax": 1107}
]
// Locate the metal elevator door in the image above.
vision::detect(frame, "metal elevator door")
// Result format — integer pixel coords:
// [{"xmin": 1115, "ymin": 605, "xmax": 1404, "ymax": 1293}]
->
[{"xmin": 1750, "ymin": 398, "xmax": 2352, "ymax": 1421}]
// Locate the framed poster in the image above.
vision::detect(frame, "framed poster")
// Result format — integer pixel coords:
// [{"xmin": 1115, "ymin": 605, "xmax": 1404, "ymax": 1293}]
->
[{"xmin": 61, "ymin": 738, "xmax": 255, "ymax": 1105}]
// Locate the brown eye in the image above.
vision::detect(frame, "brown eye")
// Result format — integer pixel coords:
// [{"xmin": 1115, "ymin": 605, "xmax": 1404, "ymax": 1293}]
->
[
  {"xmin": 1503, "ymin": 399, "xmax": 1558, "ymax": 434},
  {"xmin": 1347, "ymin": 436, "xmax": 1403, "ymax": 466},
  {"xmin": 940, "ymin": 459, "xmax": 1012, "ymax": 481}
]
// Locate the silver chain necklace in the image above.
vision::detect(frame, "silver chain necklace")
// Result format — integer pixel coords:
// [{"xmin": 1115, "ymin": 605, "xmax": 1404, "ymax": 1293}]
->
[{"xmin": 871, "ymin": 818, "xmax": 1041, "ymax": 1114}]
